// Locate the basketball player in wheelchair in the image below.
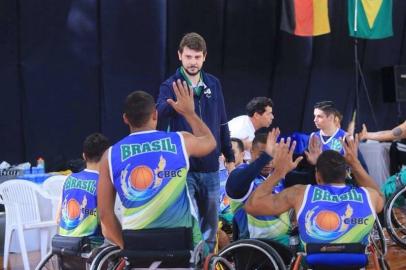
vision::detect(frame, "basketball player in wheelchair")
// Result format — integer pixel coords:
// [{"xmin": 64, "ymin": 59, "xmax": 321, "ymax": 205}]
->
[
  {"xmin": 36, "ymin": 133, "xmax": 111, "ymax": 270},
  {"xmin": 237, "ymin": 131, "xmax": 387, "ymax": 270},
  {"xmin": 95, "ymin": 80, "xmax": 218, "ymax": 269}
]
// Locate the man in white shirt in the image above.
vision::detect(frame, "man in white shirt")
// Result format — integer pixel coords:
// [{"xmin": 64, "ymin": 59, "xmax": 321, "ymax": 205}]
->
[{"xmin": 228, "ymin": 97, "xmax": 274, "ymax": 161}]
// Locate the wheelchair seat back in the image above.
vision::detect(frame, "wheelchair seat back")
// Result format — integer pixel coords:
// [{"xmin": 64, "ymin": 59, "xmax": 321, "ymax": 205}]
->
[
  {"xmin": 52, "ymin": 234, "xmax": 92, "ymax": 256},
  {"xmin": 305, "ymin": 243, "xmax": 367, "ymax": 270},
  {"xmin": 121, "ymin": 227, "xmax": 194, "ymax": 268}
]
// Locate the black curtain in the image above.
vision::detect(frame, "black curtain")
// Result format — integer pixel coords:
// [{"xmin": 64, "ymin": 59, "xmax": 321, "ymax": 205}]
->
[{"xmin": 2, "ymin": 0, "xmax": 406, "ymax": 169}]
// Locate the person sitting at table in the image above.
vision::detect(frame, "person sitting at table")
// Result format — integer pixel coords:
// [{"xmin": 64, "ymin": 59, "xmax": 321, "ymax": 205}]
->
[{"xmin": 57, "ymin": 132, "xmax": 110, "ymax": 244}]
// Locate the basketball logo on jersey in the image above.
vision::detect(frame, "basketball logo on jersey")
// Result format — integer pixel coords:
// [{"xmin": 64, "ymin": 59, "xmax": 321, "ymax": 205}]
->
[
  {"xmin": 119, "ymin": 155, "xmax": 186, "ymax": 201},
  {"xmin": 61, "ymin": 195, "xmax": 88, "ymax": 229},
  {"xmin": 305, "ymin": 204, "xmax": 355, "ymax": 241}
]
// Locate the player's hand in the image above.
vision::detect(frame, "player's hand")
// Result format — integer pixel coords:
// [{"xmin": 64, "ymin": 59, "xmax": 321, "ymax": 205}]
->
[
  {"xmin": 167, "ymin": 80, "xmax": 195, "ymax": 117},
  {"xmin": 343, "ymin": 134, "xmax": 360, "ymax": 167},
  {"xmin": 305, "ymin": 135, "xmax": 322, "ymax": 165},
  {"xmin": 358, "ymin": 124, "xmax": 368, "ymax": 141},
  {"xmin": 272, "ymin": 138, "xmax": 303, "ymax": 178},
  {"xmin": 265, "ymin": 128, "xmax": 280, "ymax": 158}
]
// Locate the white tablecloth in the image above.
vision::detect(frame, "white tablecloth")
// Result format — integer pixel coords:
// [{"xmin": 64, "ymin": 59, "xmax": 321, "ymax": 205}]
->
[{"xmin": 359, "ymin": 141, "xmax": 391, "ymax": 187}]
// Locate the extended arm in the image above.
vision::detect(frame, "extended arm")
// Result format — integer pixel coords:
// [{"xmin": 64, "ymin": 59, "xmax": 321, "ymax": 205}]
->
[
  {"xmin": 343, "ymin": 135, "xmax": 383, "ymax": 197},
  {"xmin": 97, "ymin": 150, "xmax": 123, "ymax": 248},
  {"xmin": 226, "ymin": 153, "xmax": 272, "ymax": 199},
  {"xmin": 359, "ymin": 122, "xmax": 406, "ymax": 142},
  {"xmin": 168, "ymin": 80, "xmax": 216, "ymax": 157},
  {"xmin": 245, "ymin": 137, "xmax": 303, "ymax": 216}
]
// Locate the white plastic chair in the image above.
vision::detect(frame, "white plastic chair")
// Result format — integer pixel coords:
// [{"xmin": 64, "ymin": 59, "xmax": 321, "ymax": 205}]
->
[
  {"xmin": 0, "ymin": 179, "xmax": 57, "ymax": 270},
  {"xmin": 42, "ymin": 175, "xmax": 67, "ymax": 219},
  {"xmin": 42, "ymin": 174, "xmax": 67, "ymax": 199}
]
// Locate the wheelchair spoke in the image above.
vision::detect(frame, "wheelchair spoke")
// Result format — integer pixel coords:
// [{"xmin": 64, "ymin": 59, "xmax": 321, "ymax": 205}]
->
[
  {"xmin": 385, "ymin": 186, "xmax": 406, "ymax": 249},
  {"xmin": 217, "ymin": 239, "xmax": 286, "ymax": 270}
]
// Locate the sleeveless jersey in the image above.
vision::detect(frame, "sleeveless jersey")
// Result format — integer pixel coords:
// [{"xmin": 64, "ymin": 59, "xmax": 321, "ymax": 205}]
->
[
  {"xmin": 109, "ymin": 130, "xmax": 202, "ymax": 246},
  {"xmin": 59, "ymin": 169, "xmax": 100, "ymax": 237},
  {"xmin": 312, "ymin": 128, "xmax": 346, "ymax": 155},
  {"xmin": 297, "ymin": 185, "xmax": 375, "ymax": 249},
  {"xmin": 230, "ymin": 170, "xmax": 290, "ymax": 245}
]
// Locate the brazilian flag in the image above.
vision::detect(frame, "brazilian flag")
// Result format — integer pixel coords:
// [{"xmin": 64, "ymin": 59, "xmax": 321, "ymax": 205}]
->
[{"xmin": 348, "ymin": 0, "xmax": 393, "ymax": 39}]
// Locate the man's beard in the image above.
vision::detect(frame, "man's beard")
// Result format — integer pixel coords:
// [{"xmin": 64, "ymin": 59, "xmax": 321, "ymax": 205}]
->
[{"xmin": 183, "ymin": 66, "xmax": 200, "ymax": 76}]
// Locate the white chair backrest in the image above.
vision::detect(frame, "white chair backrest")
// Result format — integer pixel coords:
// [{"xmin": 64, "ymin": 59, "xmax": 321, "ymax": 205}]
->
[
  {"xmin": 42, "ymin": 175, "xmax": 67, "ymax": 199},
  {"xmin": 0, "ymin": 179, "xmax": 51, "ymax": 225}
]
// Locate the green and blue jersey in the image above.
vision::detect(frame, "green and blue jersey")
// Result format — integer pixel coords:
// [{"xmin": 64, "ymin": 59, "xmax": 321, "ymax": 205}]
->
[
  {"xmin": 59, "ymin": 169, "xmax": 100, "ymax": 237},
  {"xmin": 108, "ymin": 130, "xmax": 202, "ymax": 247},
  {"xmin": 297, "ymin": 184, "xmax": 375, "ymax": 250}
]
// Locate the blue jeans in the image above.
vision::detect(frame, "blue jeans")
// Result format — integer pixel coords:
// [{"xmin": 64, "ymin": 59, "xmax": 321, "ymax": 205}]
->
[{"xmin": 187, "ymin": 171, "xmax": 220, "ymax": 252}]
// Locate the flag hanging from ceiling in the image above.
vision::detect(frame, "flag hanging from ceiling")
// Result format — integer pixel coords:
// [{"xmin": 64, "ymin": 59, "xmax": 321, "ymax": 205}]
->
[
  {"xmin": 281, "ymin": 0, "xmax": 331, "ymax": 37},
  {"xmin": 348, "ymin": 0, "xmax": 393, "ymax": 39}
]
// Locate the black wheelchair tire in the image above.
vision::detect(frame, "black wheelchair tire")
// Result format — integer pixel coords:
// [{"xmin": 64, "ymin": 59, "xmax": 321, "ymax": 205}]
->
[
  {"xmin": 35, "ymin": 252, "xmax": 61, "ymax": 270},
  {"xmin": 89, "ymin": 245, "xmax": 121, "ymax": 270},
  {"xmin": 385, "ymin": 186, "xmax": 406, "ymax": 249},
  {"xmin": 216, "ymin": 238, "xmax": 287, "ymax": 270}
]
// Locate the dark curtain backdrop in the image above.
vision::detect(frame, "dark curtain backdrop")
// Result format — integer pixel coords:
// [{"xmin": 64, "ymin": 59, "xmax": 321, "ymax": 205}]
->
[{"xmin": 1, "ymin": 0, "xmax": 406, "ymax": 169}]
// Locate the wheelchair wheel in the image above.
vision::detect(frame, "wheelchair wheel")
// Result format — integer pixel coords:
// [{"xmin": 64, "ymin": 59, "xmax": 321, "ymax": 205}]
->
[
  {"xmin": 89, "ymin": 245, "xmax": 121, "ymax": 270},
  {"xmin": 370, "ymin": 219, "xmax": 387, "ymax": 257},
  {"xmin": 385, "ymin": 186, "xmax": 406, "ymax": 249},
  {"xmin": 35, "ymin": 252, "xmax": 62, "ymax": 270},
  {"xmin": 215, "ymin": 239, "xmax": 287, "ymax": 270}
]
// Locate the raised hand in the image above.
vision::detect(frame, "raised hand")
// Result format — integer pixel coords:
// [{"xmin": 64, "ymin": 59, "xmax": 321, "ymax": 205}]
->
[
  {"xmin": 305, "ymin": 135, "xmax": 322, "ymax": 165},
  {"xmin": 167, "ymin": 80, "xmax": 195, "ymax": 117},
  {"xmin": 265, "ymin": 128, "xmax": 280, "ymax": 158},
  {"xmin": 343, "ymin": 134, "xmax": 359, "ymax": 166},
  {"xmin": 272, "ymin": 138, "xmax": 303, "ymax": 178},
  {"xmin": 358, "ymin": 124, "xmax": 368, "ymax": 141}
]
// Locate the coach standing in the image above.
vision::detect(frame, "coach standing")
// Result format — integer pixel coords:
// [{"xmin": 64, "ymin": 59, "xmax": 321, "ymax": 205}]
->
[{"xmin": 157, "ymin": 32, "xmax": 235, "ymax": 252}]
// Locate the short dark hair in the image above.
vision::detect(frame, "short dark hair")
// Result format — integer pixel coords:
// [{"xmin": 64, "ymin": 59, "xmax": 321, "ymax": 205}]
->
[
  {"xmin": 335, "ymin": 110, "xmax": 343, "ymax": 123},
  {"xmin": 124, "ymin": 91, "xmax": 155, "ymax": 128},
  {"xmin": 316, "ymin": 150, "xmax": 347, "ymax": 184},
  {"xmin": 246, "ymin": 97, "xmax": 273, "ymax": 117},
  {"xmin": 179, "ymin": 32, "xmax": 207, "ymax": 54},
  {"xmin": 252, "ymin": 133, "xmax": 268, "ymax": 148},
  {"xmin": 231, "ymin": 137, "xmax": 244, "ymax": 153},
  {"xmin": 83, "ymin": 133, "xmax": 110, "ymax": 162},
  {"xmin": 314, "ymin": 101, "xmax": 338, "ymax": 117}
]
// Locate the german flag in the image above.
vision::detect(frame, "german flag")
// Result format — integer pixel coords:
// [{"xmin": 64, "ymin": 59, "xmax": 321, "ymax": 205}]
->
[
  {"xmin": 348, "ymin": 0, "xmax": 393, "ymax": 39},
  {"xmin": 281, "ymin": 0, "xmax": 331, "ymax": 37}
]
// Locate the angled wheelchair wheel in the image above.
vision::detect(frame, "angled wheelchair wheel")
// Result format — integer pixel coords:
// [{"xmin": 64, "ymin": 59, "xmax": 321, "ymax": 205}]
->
[
  {"xmin": 35, "ymin": 252, "xmax": 62, "ymax": 270},
  {"xmin": 215, "ymin": 239, "xmax": 287, "ymax": 270},
  {"xmin": 385, "ymin": 186, "xmax": 406, "ymax": 249},
  {"xmin": 89, "ymin": 245, "xmax": 122, "ymax": 270},
  {"xmin": 370, "ymin": 219, "xmax": 387, "ymax": 257}
]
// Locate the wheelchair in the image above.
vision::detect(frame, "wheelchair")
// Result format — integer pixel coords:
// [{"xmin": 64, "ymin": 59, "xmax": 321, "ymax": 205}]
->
[
  {"xmin": 86, "ymin": 227, "xmax": 206, "ymax": 270},
  {"xmin": 207, "ymin": 219, "xmax": 389, "ymax": 270},
  {"xmin": 384, "ymin": 173, "xmax": 406, "ymax": 249},
  {"xmin": 35, "ymin": 234, "xmax": 120, "ymax": 270}
]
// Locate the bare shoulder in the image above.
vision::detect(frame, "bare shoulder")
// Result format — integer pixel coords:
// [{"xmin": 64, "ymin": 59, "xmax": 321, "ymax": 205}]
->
[
  {"xmin": 179, "ymin": 131, "xmax": 194, "ymax": 145},
  {"xmin": 286, "ymin": 184, "xmax": 307, "ymax": 204},
  {"xmin": 364, "ymin": 186, "xmax": 384, "ymax": 212}
]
